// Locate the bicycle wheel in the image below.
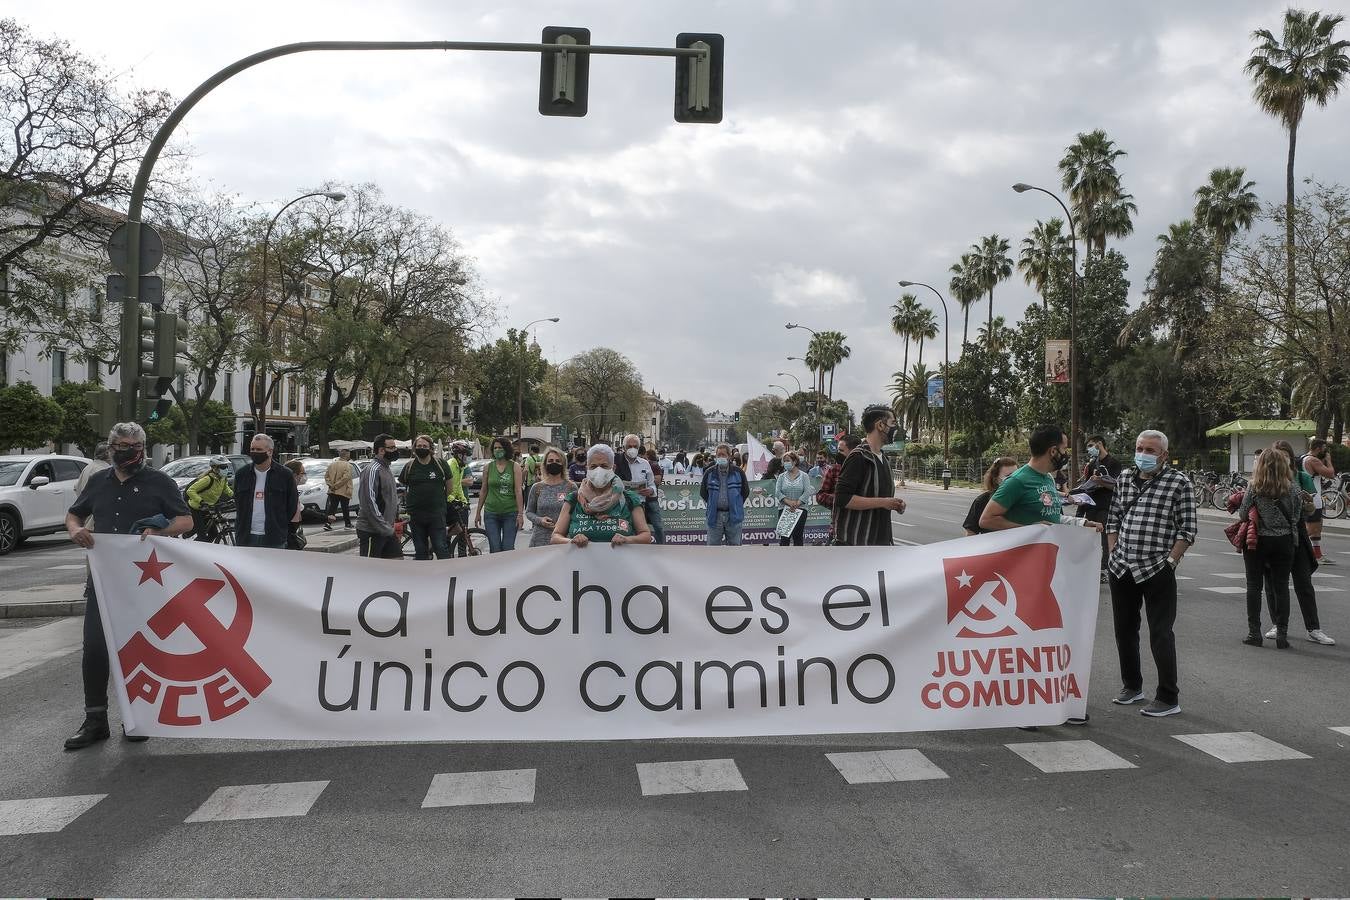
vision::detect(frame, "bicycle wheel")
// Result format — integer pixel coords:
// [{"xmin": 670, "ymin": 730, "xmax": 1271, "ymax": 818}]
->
[
  {"xmin": 1211, "ymin": 486, "xmax": 1233, "ymax": 511},
  {"xmin": 450, "ymin": 527, "xmax": 489, "ymax": 557},
  {"xmin": 1323, "ymin": 490, "xmax": 1346, "ymax": 519}
]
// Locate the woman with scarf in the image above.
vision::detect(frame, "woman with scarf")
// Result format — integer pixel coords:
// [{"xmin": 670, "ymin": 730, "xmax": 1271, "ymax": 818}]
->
[{"xmin": 551, "ymin": 444, "xmax": 653, "ymax": 547}]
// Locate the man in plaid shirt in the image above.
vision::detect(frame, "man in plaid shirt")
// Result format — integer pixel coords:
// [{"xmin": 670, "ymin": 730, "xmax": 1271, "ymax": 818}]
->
[{"xmin": 1106, "ymin": 429, "xmax": 1197, "ymax": 718}]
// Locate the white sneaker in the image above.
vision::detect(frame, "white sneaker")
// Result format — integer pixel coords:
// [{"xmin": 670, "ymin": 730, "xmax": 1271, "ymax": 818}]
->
[
  {"xmin": 1308, "ymin": 629, "xmax": 1336, "ymax": 645},
  {"xmin": 1319, "ymin": 555, "xmax": 1337, "ymax": 565},
  {"xmin": 1265, "ymin": 626, "xmax": 1278, "ymax": 639}
]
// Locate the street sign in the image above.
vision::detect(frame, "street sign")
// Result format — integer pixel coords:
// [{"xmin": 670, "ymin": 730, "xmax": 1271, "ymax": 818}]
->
[
  {"xmin": 927, "ymin": 376, "xmax": 945, "ymax": 408},
  {"xmin": 107, "ymin": 223, "xmax": 164, "ymax": 274},
  {"xmin": 820, "ymin": 423, "xmax": 837, "ymax": 439},
  {"xmin": 106, "ymin": 274, "xmax": 164, "ymax": 308}
]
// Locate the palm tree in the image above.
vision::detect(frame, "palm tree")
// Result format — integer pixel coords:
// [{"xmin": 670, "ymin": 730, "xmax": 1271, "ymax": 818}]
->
[
  {"xmin": 815, "ymin": 330, "xmax": 851, "ymax": 399},
  {"xmin": 1193, "ymin": 166, "xmax": 1261, "ymax": 287},
  {"xmin": 976, "ymin": 315, "xmax": 1012, "ymax": 355},
  {"xmin": 948, "ymin": 253, "xmax": 982, "ymax": 346},
  {"xmin": 974, "ymin": 234, "xmax": 1012, "ymax": 343},
  {"xmin": 912, "ymin": 307, "xmax": 939, "ymax": 368},
  {"xmin": 1057, "ymin": 128, "xmax": 1136, "ymax": 256},
  {"xmin": 890, "ymin": 292, "xmax": 924, "ymax": 376},
  {"xmin": 888, "ymin": 362, "xmax": 933, "ymax": 442},
  {"xmin": 1246, "ymin": 9, "xmax": 1349, "ymax": 309},
  {"xmin": 1018, "ymin": 218, "xmax": 1069, "ymax": 309},
  {"xmin": 805, "ymin": 335, "xmax": 826, "ymax": 396}
]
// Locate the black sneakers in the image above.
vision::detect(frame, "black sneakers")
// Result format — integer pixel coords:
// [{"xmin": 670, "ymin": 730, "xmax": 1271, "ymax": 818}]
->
[{"xmin": 1112, "ymin": 687, "xmax": 1146, "ymax": 705}]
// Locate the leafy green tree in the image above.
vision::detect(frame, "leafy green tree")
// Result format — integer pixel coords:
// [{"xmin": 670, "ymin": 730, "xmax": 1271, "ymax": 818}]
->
[
  {"xmin": 974, "ymin": 234, "xmax": 1012, "ymax": 341},
  {"xmin": 665, "ymin": 401, "xmax": 708, "ymax": 449},
  {"xmin": 308, "ymin": 406, "xmax": 367, "ymax": 441},
  {"xmin": 0, "ymin": 382, "xmax": 63, "ymax": 451},
  {"xmin": 787, "ymin": 397, "xmax": 849, "ymax": 451},
  {"xmin": 145, "ymin": 406, "xmax": 186, "ymax": 450},
  {"xmin": 557, "ymin": 347, "xmax": 644, "ymax": 445},
  {"xmin": 948, "ymin": 253, "xmax": 983, "ymax": 347},
  {"xmin": 889, "ymin": 363, "xmax": 934, "ymax": 441},
  {"xmin": 890, "ymin": 292, "xmax": 925, "ymax": 376},
  {"xmin": 466, "ymin": 329, "xmax": 549, "ymax": 438},
  {"xmin": 738, "ymin": 393, "xmax": 788, "ymax": 439},
  {"xmin": 1058, "ymin": 128, "xmax": 1137, "ymax": 257},
  {"xmin": 945, "ymin": 345, "xmax": 1019, "ymax": 456},
  {"xmin": 51, "ymin": 380, "xmax": 101, "ymax": 455},
  {"xmin": 1246, "ymin": 9, "xmax": 1349, "ymax": 310},
  {"xmin": 180, "ymin": 399, "xmax": 238, "ymax": 453},
  {"xmin": 1018, "ymin": 218, "xmax": 1071, "ymax": 310},
  {"xmin": 1193, "ymin": 167, "xmax": 1260, "ymax": 286}
]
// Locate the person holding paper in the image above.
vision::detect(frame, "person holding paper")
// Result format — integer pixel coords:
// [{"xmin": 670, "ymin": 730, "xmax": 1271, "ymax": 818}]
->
[
  {"xmin": 773, "ymin": 451, "xmax": 812, "ymax": 546},
  {"xmin": 552, "ymin": 444, "xmax": 653, "ymax": 547},
  {"xmin": 1079, "ymin": 435, "xmax": 1123, "ymax": 580}
]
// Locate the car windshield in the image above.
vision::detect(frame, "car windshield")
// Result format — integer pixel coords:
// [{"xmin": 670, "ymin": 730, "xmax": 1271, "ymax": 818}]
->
[
  {"xmin": 0, "ymin": 461, "xmax": 29, "ymax": 486},
  {"xmin": 161, "ymin": 458, "xmax": 211, "ymax": 479},
  {"xmin": 302, "ymin": 460, "xmax": 329, "ymax": 476}
]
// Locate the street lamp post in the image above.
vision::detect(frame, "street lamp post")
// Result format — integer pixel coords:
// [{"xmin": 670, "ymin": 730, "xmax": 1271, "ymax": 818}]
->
[
  {"xmin": 1013, "ymin": 182, "xmax": 1080, "ymax": 476},
  {"xmin": 785, "ymin": 322, "xmax": 824, "ymax": 397},
  {"xmin": 251, "ymin": 190, "xmax": 345, "ymax": 435},
  {"xmin": 515, "ymin": 317, "xmax": 560, "ymax": 441},
  {"xmin": 776, "ymin": 372, "xmax": 804, "ymax": 395},
  {"xmin": 897, "ymin": 280, "xmax": 951, "ymax": 470}
]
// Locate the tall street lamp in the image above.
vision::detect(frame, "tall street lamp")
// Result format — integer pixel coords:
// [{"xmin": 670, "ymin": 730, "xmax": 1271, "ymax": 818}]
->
[
  {"xmin": 1013, "ymin": 182, "xmax": 1080, "ymax": 476},
  {"xmin": 897, "ymin": 280, "xmax": 951, "ymax": 471},
  {"xmin": 785, "ymin": 322, "xmax": 823, "ymax": 397},
  {"xmin": 253, "ymin": 189, "xmax": 345, "ymax": 434},
  {"xmin": 768, "ymin": 383, "xmax": 791, "ymax": 398},
  {"xmin": 776, "ymin": 371, "xmax": 804, "ymax": 395},
  {"xmin": 516, "ymin": 317, "xmax": 560, "ymax": 440}
]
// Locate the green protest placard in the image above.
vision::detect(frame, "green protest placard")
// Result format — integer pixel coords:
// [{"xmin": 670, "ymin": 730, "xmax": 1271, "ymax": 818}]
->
[{"xmin": 657, "ymin": 476, "xmax": 832, "ymax": 544}]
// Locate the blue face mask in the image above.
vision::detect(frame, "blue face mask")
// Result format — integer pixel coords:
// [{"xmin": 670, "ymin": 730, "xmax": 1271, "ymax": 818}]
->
[
  {"xmin": 716, "ymin": 456, "xmax": 730, "ymax": 467},
  {"xmin": 1087, "ymin": 446, "xmax": 1100, "ymax": 459},
  {"xmin": 1135, "ymin": 451, "xmax": 1160, "ymax": 472}
]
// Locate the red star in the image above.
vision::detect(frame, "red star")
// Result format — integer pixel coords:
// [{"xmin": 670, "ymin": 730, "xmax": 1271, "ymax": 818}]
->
[{"xmin": 134, "ymin": 548, "xmax": 173, "ymax": 586}]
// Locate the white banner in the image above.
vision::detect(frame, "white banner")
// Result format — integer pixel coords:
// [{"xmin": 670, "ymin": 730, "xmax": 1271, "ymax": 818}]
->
[
  {"xmin": 89, "ymin": 527, "xmax": 1100, "ymax": 741},
  {"xmin": 745, "ymin": 432, "xmax": 774, "ymax": 479}
]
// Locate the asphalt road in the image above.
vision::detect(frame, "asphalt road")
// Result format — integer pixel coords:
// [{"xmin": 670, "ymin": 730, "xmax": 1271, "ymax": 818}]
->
[{"xmin": 1, "ymin": 483, "xmax": 1348, "ymax": 896}]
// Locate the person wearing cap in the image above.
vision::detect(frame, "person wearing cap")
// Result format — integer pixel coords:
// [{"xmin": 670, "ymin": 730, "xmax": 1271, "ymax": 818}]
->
[{"xmin": 185, "ymin": 456, "xmax": 235, "ymax": 541}]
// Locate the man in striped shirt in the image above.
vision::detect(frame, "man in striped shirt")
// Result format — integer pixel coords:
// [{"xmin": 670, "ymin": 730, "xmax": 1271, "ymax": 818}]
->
[{"xmin": 832, "ymin": 406, "xmax": 906, "ymax": 545}]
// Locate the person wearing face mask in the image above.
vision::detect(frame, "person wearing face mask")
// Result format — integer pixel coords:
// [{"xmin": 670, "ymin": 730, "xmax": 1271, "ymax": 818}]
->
[
  {"xmin": 64, "ymin": 423, "xmax": 193, "ymax": 750},
  {"xmin": 323, "ymin": 448, "xmax": 355, "ymax": 530},
  {"xmin": 773, "ymin": 450, "xmax": 813, "ymax": 546},
  {"xmin": 233, "ymin": 434, "xmax": 300, "ymax": 549},
  {"xmin": 398, "ymin": 435, "xmax": 452, "ymax": 560},
  {"xmin": 551, "ymin": 444, "xmax": 653, "ymax": 547},
  {"xmin": 615, "ymin": 433, "xmax": 664, "ymax": 544},
  {"xmin": 186, "ymin": 457, "xmax": 235, "ymax": 541},
  {"xmin": 833, "ymin": 407, "xmax": 907, "ymax": 547},
  {"xmin": 1302, "ymin": 438, "xmax": 1336, "ymax": 564},
  {"xmin": 963, "ymin": 457, "xmax": 1018, "ymax": 536},
  {"xmin": 568, "ymin": 448, "xmax": 588, "ymax": 484},
  {"xmin": 809, "ymin": 452, "xmax": 828, "ymax": 479},
  {"xmin": 1074, "ymin": 435, "xmax": 1123, "ymax": 580},
  {"xmin": 981, "ymin": 425, "xmax": 1103, "ymax": 534},
  {"xmin": 815, "ymin": 434, "xmax": 858, "ymax": 542},
  {"xmin": 700, "ymin": 442, "xmax": 750, "ymax": 545},
  {"xmin": 1104, "ymin": 429, "xmax": 1196, "ymax": 717},
  {"xmin": 526, "ymin": 447, "xmax": 572, "ymax": 548},
  {"xmin": 356, "ymin": 433, "xmax": 401, "ymax": 559},
  {"xmin": 445, "ymin": 440, "xmax": 473, "ymax": 543},
  {"xmin": 474, "ymin": 435, "xmax": 525, "ymax": 552},
  {"xmin": 1260, "ymin": 441, "xmax": 1334, "ymax": 645}
]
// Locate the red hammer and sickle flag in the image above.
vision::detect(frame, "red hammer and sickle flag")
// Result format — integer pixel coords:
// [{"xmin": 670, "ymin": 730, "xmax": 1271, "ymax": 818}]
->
[{"xmin": 943, "ymin": 542, "xmax": 1063, "ymax": 638}]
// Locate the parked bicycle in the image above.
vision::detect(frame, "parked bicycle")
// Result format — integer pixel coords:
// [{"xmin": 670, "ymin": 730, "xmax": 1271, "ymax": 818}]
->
[
  {"xmin": 1322, "ymin": 471, "xmax": 1350, "ymax": 519},
  {"xmin": 1185, "ymin": 470, "xmax": 1219, "ymax": 508},
  {"xmin": 1211, "ymin": 472, "xmax": 1249, "ymax": 511}
]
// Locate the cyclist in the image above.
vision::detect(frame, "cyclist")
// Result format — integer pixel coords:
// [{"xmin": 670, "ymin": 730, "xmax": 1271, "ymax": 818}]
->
[
  {"xmin": 185, "ymin": 456, "xmax": 234, "ymax": 541},
  {"xmin": 446, "ymin": 440, "xmax": 474, "ymax": 553}
]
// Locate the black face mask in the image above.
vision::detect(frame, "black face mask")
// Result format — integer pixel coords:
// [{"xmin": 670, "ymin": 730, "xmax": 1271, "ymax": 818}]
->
[
  {"xmin": 415, "ymin": 448, "xmax": 431, "ymax": 459},
  {"xmin": 1050, "ymin": 449, "xmax": 1070, "ymax": 470},
  {"xmin": 880, "ymin": 424, "xmax": 899, "ymax": 444},
  {"xmin": 249, "ymin": 450, "xmax": 269, "ymax": 465},
  {"xmin": 112, "ymin": 447, "xmax": 144, "ymax": 471},
  {"xmin": 544, "ymin": 462, "xmax": 564, "ymax": 476}
]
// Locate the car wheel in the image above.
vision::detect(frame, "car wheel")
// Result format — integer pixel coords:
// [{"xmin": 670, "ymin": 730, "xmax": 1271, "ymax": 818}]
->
[{"xmin": 0, "ymin": 510, "xmax": 19, "ymax": 556}]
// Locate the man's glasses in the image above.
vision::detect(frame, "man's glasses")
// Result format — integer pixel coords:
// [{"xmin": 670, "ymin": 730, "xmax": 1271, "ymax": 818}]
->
[{"xmin": 111, "ymin": 442, "xmax": 143, "ymax": 451}]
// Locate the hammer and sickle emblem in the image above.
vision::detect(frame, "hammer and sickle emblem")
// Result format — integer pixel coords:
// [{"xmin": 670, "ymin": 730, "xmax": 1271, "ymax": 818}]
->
[{"xmin": 951, "ymin": 573, "xmax": 1030, "ymax": 637}]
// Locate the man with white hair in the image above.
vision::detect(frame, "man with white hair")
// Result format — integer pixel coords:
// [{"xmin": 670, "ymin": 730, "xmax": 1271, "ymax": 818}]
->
[
  {"xmin": 615, "ymin": 433, "xmax": 664, "ymax": 543},
  {"xmin": 1105, "ymin": 428, "xmax": 1197, "ymax": 718},
  {"xmin": 63, "ymin": 422, "xmax": 193, "ymax": 750},
  {"xmin": 765, "ymin": 439, "xmax": 787, "ymax": 480}
]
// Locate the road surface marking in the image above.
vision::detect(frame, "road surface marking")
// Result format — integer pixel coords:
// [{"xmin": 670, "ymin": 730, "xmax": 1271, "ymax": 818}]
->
[
  {"xmin": 637, "ymin": 758, "xmax": 747, "ymax": 796},
  {"xmin": 1194, "ymin": 536, "xmax": 1228, "ymax": 543},
  {"xmin": 1310, "ymin": 572, "xmax": 1344, "ymax": 578},
  {"xmin": 1314, "ymin": 587, "xmax": 1344, "ymax": 593},
  {"xmin": 827, "ymin": 749, "xmax": 948, "ymax": 784},
  {"xmin": 1187, "ymin": 552, "xmax": 1207, "ymax": 557},
  {"xmin": 1175, "ymin": 575, "xmax": 1193, "ymax": 580},
  {"xmin": 47, "ymin": 564, "xmax": 87, "ymax": 571},
  {"xmin": 422, "ymin": 769, "xmax": 536, "ymax": 808},
  {"xmin": 1173, "ymin": 732, "xmax": 1310, "ymax": 763},
  {"xmin": 1202, "ymin": 587, "xmax": 1246, "ymax": 594},
  {"xmin": 0, "ymin": 794, "xmax": 105, "ymax": 836},
  {"xmin": 1005, "ymin": 740, "xmax": 1136, "ymax": 773},
  {"xmin": 0, "ymin": 617, "xmax": 83, "ymax": 681},
  {"xmin": 1211, "ymin": 573, "xmax": 1245, "ymax": 579},
  {"xmin": 185, "ymin": 780, "xmax": 329, "ymax": 822},
  {"xmin": 1330, "ymin": 726, "xmax": 1350, "ymax": 738}
]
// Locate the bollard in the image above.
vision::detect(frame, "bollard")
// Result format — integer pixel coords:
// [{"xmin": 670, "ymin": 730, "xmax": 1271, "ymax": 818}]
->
[{"xmin": 942, "ymin": 468, "xmax": 952, "ymax": 490}]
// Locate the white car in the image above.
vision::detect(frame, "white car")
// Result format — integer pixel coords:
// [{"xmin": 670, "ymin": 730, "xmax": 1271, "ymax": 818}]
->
[
  {"xmin": 292, "ymin": 457, "xmax": 363, "ymax": 521},
  {"xmin": 0, "ymin": 454, "xmax": 91, "ymax": 555}
]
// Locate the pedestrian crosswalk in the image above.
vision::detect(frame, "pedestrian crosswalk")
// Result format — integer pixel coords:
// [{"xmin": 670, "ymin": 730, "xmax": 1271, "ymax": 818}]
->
[{"xmin": 3, "ymin": 727, "xmax": 1345, "ymax": 836}]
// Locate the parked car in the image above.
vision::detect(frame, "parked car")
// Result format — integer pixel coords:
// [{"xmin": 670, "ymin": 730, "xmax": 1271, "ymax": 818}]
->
[
  {"xmin": 290, "ymin": 457, "xmax": 364, "ymax": 522},
  {"xmin": 0, "ymin": 454, "xmax": 91, "ymax": 555},
  {"xmin": 465, "ymin": 459, "xmax": 488, "ymax": 497},
  {"xmin": 160, "ymin": 454, "xmax": 251, "ymax": 495}
]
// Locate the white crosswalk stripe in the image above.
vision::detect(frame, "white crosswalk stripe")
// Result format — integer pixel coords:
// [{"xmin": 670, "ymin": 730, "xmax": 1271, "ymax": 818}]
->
[
  {"xmin": 1172, "ymin": 732, "xmax": 1310, "ymax": 763},
  {"xmin": 185, "ymin": 780, "xmax": 329, "ymax": 822},
  {"xmin": 637, "ymin": 758, "xmax": 747, "ymax": 796},
  {"xmin": 422, "ymin": 769, "xmax": 536, "ymax": 807},
  {"xmin": 0, "ymin": 794, "xmax": 105, "ymax": 836},
  {"xmin": 1005, "ymin": 740, "xmax": 1136, "ymax": 773},
  {"xmin": 827, "ymin": 749, "xmax": 949, "ymax": 783},
  {"xmin": 1202, "ymin": 586, "xmax": 1246, "ymax": 594}
]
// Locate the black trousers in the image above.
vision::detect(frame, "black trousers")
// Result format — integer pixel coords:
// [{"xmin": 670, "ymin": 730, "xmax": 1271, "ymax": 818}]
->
[
  {"xmin": 81, "ymin": 577, "xmax": 109, "ymax": 711},
  {"xmin": 1244, "ymin": 535, "xmax": 1294, "ymax": 633},
  {"xmin": 325, "ymin": 493, "xmax": 351, "ymax": 526},
  {"xmin": 358, "ymin": 529, "xmax": 401, "ymax": 559},
  {"xmin": 1109, "ymin": 564, "xmax": 1179, "ymax": 705},
  {"xmin": 1264, "ymin": 539, "xmax": 1320, "ymax": 631}
]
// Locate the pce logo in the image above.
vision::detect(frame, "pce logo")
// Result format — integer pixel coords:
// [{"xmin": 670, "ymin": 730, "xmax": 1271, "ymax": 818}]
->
[
  {"xmin": 119, "ymin": 549, "xmax": 271, "ymax": 725},
  {"xmin": 943, "ymin": 543, "xmax": 1064, "ymax": 638}
]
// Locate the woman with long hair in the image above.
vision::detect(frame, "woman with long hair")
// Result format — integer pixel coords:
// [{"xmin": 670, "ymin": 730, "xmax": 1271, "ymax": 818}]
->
[
  {"xmin": 963, "ymin": 457, "xmax": 1018, "ymax": 536},
  {"xmin": 473, "ymin": 435, "xmax": 525, "ymax": 552},
  {"xmin": 1237, "ymin": 445, "xmax": 1305, "ymax": 648},
  {"xmin": 525, "ymin": 446, "xmax": 571, "ymax": 549}
]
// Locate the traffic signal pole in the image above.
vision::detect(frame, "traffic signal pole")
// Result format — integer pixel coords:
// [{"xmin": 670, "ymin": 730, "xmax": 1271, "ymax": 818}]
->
[{"xmin": 114, "ymin": 36, "xmax": 719, "ymax": 424}]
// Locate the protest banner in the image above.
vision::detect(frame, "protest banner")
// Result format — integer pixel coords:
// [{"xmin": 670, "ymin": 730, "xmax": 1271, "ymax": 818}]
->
[
  {"xmin": 657, "ymin": 477, "xmax": 831, "ymax": 545},
  {"xmin": 89, "ymin": 526, "xmax": 1100, "ymax": 741}
]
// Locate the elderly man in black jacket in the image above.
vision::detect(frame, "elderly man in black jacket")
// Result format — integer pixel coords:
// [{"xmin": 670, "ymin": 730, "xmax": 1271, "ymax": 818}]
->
[{"xmin": 234, "ymin": 434, "xmax": 299, "ymax": 549}]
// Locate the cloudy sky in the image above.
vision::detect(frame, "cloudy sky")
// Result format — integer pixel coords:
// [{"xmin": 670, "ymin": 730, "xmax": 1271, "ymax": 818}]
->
[{"xmin": 10, "ymin": 1, "xmax": 1350, "ymax": 418}]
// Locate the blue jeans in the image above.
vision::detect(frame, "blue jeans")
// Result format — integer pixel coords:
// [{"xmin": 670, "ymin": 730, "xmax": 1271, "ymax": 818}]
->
[
  {"xmin": 483, "ymin": 511, "xmax": 518, "ymax": 552},
  {"xmin": 707, "ymin": 511, "xmax": 743, "ymax": 546},
  {"xmin": 644, "ymin": 498, "xmax": 665, "ymax": 544},
  {"xmin": 410, "ymin": 519, "xmax": 450, "ymax": 560}
]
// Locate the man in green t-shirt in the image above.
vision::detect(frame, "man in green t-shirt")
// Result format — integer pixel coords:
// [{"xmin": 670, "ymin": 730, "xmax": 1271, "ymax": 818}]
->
[{"xmin": 980, "ymin": 423, "xmax": 1101, "ymax": 728}]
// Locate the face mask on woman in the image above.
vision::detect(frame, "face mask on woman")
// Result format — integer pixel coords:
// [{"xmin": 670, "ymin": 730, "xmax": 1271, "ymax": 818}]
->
[
  {"xmin": 544, "ymin": 462, "xmax": 564, "ymax": 476},
  {"xmin": 492, "ymin": 448, "xmax": 506, "ymax": 461},
  {"xmin": 588, "ymin": 465, "xmax": 614, "ymax": 488},
  {"xmin": 415, "ymin": 446, "xmax": 431, "ymax": 459}
]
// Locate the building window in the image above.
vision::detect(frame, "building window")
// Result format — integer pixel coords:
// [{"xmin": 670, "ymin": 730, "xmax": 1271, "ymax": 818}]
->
[
  {"xmin": 288, "ymin": 379, "xmax": 298, "ymax": 413},
  {"xmin": 176, "ymin": 373, "xmax": 185, "ymax": 397},
  {"xmin": 51, "ymin": 350, "xmax": 66, "ymax": 387},
  {"xmin": 452, "ymin": 404, "xmax": 460, "ymax": 422},
  {"xmin": 223, "ymin": 372, "xmax": 234, "ymax": 410},
  {"xmin": 89, "ymin": 359, "xmax": 99, "ymax": 383},
  {"xmin": 91, "ymin": 286, "xmax": 104, "ymax": 319},
  {"xmin": 0, "ymin": 350, "xmax": 7, "ymax": 387},
  {"xmin": 271, "ymin": 380, "xmax": 281, "ymax": 412}
]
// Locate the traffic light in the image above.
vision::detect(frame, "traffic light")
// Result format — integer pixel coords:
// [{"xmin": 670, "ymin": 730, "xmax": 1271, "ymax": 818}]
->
[
  {"xmin": 86, "ymin": 389, "xmax": 119, "ymax": 438},
  {"xmin": 539, "ymin": 26, "xmax": 591, "ymax": 117},
  {"xmin": 733, "ymin": 411, "xmax": 740, "ymax": 422},
  {"xmin": 674, "ymin": 33, "xmax": 724, "ymax": 123},
  {"xmin": 136, "ymin": 311, "xmax": 186, "ymax": 423}
]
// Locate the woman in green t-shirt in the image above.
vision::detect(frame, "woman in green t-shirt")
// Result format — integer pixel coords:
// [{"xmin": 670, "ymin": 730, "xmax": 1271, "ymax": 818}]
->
[
  {"xmin": 551, "ymin": 444, "xmax": 653, "ymax": 547},
  {"xmin": 474, "ymin": 435, "xmax": 526, "ymax": 552}
]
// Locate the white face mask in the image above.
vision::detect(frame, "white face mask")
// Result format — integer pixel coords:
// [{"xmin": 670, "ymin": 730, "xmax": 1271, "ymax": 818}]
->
[
  {"xmin": 588, "ymin": 466, "xmax": 614, "ymax": 488},
  {"xmin": 625, "ymin": 446, "xmax": 640, "ymax": 459}
]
